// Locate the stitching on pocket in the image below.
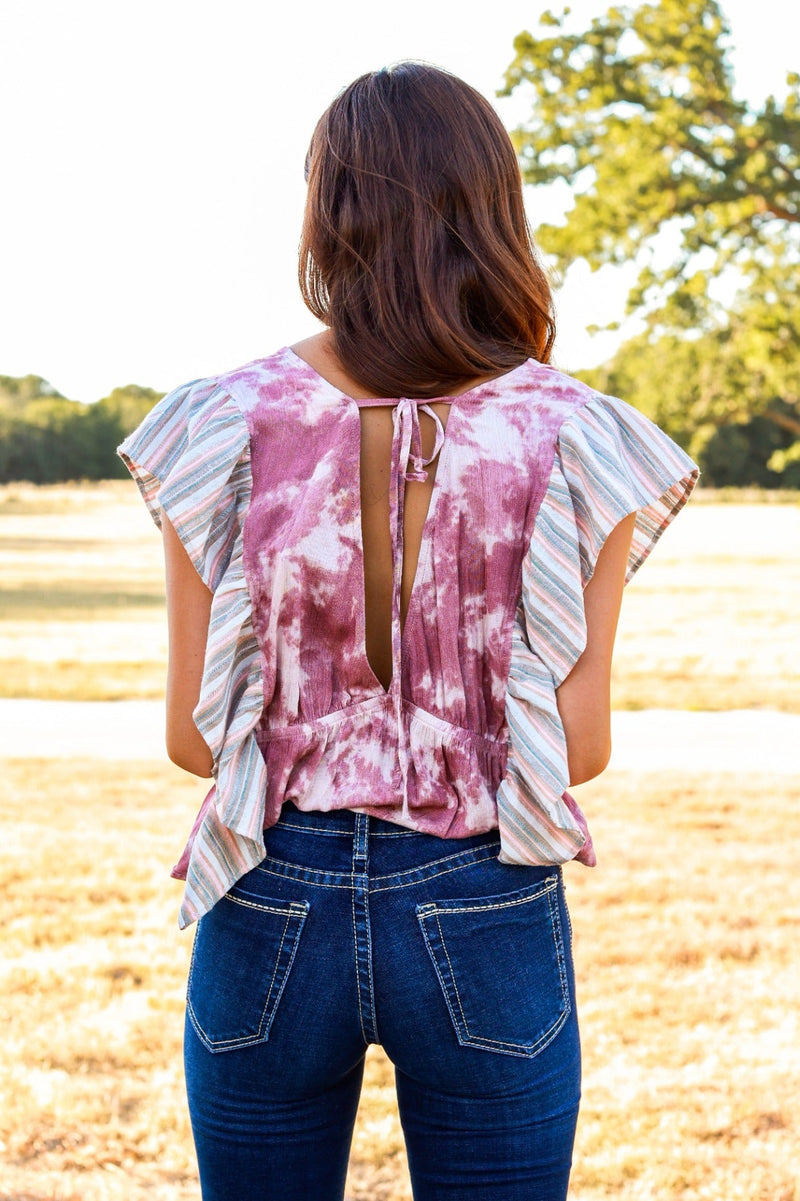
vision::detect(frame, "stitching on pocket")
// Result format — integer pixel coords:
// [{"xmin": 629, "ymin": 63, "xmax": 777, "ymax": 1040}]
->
[
  {"xmin": 186, "ymin": 897, "xmax": 310, "ymax": 1053},
  {"xmin": 416, "ymin": 876, "xmax": 570, "ymax": 1058},
  {"xmin": 258, "ymin": 913, "xmax": 293, "ymax": 1038},
  {"xmin": 416, "ymin": 874, "xmax": 558, "ymax": 917},
  {"xmin": 225, "ymin": 893, "xmax": 310, "ymax": 917}
]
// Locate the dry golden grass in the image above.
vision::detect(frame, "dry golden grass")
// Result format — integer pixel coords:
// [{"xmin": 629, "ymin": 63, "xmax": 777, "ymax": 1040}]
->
[
  {"xmin": 1, "ymin": 483, "xmax": 799, "ymax": 710},
  {"xmin": 609, "ymin": 501, "xmax": 800, "ymax": 712},
  {"xmin": 0, "ymin": 483, "xmax": 166, "ymax": 701},
  {"xmin": 1, "ymin": 759, "xmax": 797, "ymax": 1199}
]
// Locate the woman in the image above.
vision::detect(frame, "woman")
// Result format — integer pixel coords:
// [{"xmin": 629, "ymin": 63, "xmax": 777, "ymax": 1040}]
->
[{"xmin": 120, "ymin": 62, "xmax": 697, "ymax": 1201}]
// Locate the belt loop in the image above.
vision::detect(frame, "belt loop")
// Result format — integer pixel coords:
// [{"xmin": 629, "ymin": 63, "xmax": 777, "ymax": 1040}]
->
[{"xmin": 353, "ymin": 813, "xmax": 369, "ymax": 867}]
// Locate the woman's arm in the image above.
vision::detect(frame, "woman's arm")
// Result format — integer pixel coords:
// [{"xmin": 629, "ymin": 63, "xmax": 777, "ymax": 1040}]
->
[
  {"xmin": 556, "ymin": 512, "xmax": 636, "ymax": 786},
  {"xmin": 162, "ymin": 513, "xmax": 215, "ymax": 777}
]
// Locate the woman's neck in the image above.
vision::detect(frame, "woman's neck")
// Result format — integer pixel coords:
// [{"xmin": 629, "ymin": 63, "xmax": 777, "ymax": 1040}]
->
[{"xmin": 289, "ymin": 330, "xmax": 519, "ymax": 400}]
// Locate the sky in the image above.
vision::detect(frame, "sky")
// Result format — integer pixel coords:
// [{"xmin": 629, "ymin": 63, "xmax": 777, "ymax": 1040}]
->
[{"xmin": 1, "ymin": 0, "xmax": 798, "ymax": 403}]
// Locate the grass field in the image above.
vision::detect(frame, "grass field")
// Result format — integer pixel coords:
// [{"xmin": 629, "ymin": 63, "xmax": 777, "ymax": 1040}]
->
[
  {"xmin": 1, "ymin": 761, "xmax": 797, "ymax": 1200},
  {"xmin": 1, "ymin": 482, "xmax": 799, "ymax": 710},
  {"xmin": 1, "ymin": 483, "xmax": 798, "ymax": 1199}
]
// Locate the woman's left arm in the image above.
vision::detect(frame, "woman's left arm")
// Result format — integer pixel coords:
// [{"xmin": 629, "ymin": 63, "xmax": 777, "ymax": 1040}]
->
[
  {"xmin": 162, "ymin": 513, "xmax": 215, "ymax": 777},
  {"xmin": 555, "ymin": 511, "xmax": 636, "ymax": 786}
]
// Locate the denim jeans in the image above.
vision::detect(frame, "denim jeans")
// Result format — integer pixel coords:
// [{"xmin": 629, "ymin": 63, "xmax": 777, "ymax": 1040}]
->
[{"xmin": 184, "ymin": 803, "xmax": 581, "ymax": 1200}]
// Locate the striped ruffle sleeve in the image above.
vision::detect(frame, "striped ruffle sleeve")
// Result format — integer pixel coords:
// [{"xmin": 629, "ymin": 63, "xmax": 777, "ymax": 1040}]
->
[
  {"xmin": 497, "ymin": 393, "xmax": 698, "ymax": 870},
  {"xmin": 118, "ymin": 380, "xmax": 267, "ymax": 929},
  {"xmin": 118, "ymin": 379, "xmax": 247, "ymax": 589}
]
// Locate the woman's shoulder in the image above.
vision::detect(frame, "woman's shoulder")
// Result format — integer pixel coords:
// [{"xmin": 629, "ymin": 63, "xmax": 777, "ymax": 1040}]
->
[
  {"xmin": 185, "ymin": 346, "xmax": 297, "ymax": 414},
  {"xmin": 493, "ymin": 358, "xmax": 606, "ymax": 417},
  {"xmin": 514, "ymin": 360, "xmax": 686, "ymax": 454}
]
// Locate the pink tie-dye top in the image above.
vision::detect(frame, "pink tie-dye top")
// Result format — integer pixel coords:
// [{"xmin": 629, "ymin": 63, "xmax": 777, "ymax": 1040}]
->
[{"xmin": 119, "ymin": 346, "xmax": 698, "ymax": 928}]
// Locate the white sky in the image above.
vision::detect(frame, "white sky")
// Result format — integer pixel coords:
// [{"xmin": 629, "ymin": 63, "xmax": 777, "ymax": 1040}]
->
[{"xmin": 1, "ymin": 0, "xmax": 797, "ymax": 402}]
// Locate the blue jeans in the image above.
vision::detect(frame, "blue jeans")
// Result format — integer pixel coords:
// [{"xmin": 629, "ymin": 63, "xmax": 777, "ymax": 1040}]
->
[{"xmin": 184, "ymin": 803, "xmax": 581, "ymax": 1200}]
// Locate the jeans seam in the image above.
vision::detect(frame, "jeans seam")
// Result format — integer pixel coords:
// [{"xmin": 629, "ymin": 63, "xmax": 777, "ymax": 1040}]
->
[
  {"xmin": 351, "ymin": 880, "xmax": 368, "ymax": 1044},
  {"xmin": 275, "ymin": 822, "xmax": 351, "ymax": 836},
  {"xmin": 274, "ymin": 820, "xmax": 419, "ymax": 839},
  {"xmin": 371, "ymin": 841, "xmax": 499, "ymax": 884},
  {"xmin": 255, "ymin": 863, "xmax": 352, "ymax": 888},
  {"xmin": 368, "ymin": 830, "xmax": 420, "ymax": 837},
  {"xmin": 548, "ymin": 883, "xmax": 571, "ymax": 1014},
  {"xmin": 563, "ymin": 881, "xmax": 575, "ymax": 955},
  {"xmin": 370, "ymin": 845, "xmax": 500, "ymax": 893},
  {"xmin": 254, "ymin": 844, "xmax": 500, "ymax": 890},
  {"xmin": 362, "ymin": 882, "xmax": 379, "ymax": 1043}
]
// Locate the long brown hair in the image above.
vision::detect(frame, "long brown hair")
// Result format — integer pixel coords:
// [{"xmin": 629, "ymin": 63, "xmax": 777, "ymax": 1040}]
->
[{"xmin": 298, "ymin": 62, "xmax": 555, "ymax": 399}]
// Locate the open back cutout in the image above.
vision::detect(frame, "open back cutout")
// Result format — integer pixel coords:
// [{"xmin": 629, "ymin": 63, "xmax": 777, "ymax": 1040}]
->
[{"xmin": 359, "ymin": 402, "xmax": 450, "ymax": 691}]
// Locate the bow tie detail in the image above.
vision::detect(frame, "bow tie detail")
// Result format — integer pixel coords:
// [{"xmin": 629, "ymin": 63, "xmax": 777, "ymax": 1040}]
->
[{"xmin": 393, "ymin": 399, "xmax": 446, "ymax": 483}]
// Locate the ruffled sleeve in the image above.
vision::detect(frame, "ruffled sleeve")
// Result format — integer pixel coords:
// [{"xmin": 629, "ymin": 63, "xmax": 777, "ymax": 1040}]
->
[
  {"xmin": 497, "ymin": 393, "xmax": 698, "ymax": 870},
  {"xmin": 523, "ymin": 393, "xmax": 699, "ymax": 686},
  {"xmin": 118, "ymin": 379, "xmax": 268, "ymax": 929},
  {"xmin": 118, "ymin": 378, "xmax": 247, "ymax": 589}
]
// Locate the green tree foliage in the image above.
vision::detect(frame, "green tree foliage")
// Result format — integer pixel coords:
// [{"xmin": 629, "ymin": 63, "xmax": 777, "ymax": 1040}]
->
[
  {"xmin": 502, "ymin": 0, "xmax": 800, "ymax": 481},
  {"xmin": 0, "ymin": 374, "xmax": 66, "ymax": 409},
  {"xmin": 0, "ymin": 378, "xmax": 162, "ymax": 483},
  {"xmin": 581, "ymin": 331, "xmax": 800, "ymax": 486},
  {"xmin": 84, "ymin": 386, "xmax": 164, "ymax": 480}
]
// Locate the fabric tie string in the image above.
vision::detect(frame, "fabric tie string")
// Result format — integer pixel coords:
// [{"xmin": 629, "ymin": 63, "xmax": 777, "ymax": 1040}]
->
[
  {"xmin": 388, "ymin": 400, "xmax": 447, "ymax": 812},
  {"xmin": 396, "ymin": 400, "xmax": 446, "ymax": 483}
]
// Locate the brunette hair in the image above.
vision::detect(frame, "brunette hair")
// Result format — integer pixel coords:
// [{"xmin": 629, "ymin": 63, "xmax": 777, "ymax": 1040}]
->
[{"xmin": 298, "ymin": 62, "xmax": 555, "ymax": 399}]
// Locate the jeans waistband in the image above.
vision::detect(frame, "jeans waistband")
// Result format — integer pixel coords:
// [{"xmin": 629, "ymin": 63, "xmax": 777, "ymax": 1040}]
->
[
  {"xmin": 274, "ymin": 801, "xmax": 500, "ymax": 842},
  {"xmin": 258, "ymin": 803, "xmax": 543, "ymax": 892}
]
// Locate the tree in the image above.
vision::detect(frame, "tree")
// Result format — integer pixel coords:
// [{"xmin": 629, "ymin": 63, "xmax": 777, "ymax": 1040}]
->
[
  {"xmin": 581, "ymin": 327, "xmax": 799, "ymax": 485},
  {"xmin": 502, "ymin": 0, "xmax": 800, "ymax": 453},
  {"xmin": 0, "ymin": 374, "xmax": 65, "ymax": 412},
  {"xmin": 92, "ymin": 384, "xmax": 163, "ymax": 436},
  {"xmin": 87, "ymin": 385, "xmax": 164, "ymax": 479},
  {"xmin": 0, "ymin": 377, "xmax": 162, "ymax": 483}
]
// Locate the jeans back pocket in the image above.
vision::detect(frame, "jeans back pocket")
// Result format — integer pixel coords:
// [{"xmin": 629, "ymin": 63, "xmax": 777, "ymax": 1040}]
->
[
  {"xmin": 416, "ymin": 874, "xmax": 570, "ymax": 1058},
  {"xmin": 187, "ymin": 886, "xmax": 310, "ymax": 1053}
]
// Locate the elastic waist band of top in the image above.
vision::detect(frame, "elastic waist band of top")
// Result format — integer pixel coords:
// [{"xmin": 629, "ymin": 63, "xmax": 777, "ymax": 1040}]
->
[{"xmin": 270, "ymin": 801, "xmax": 502, "ymax": 844}]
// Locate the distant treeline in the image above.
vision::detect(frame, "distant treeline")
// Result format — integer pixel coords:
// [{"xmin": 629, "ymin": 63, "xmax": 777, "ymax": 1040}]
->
[
  {"xmin": 0, "ymin": 375, "xmax": 163, "ymax": 484},
  {"xmin": 577, "ymin": 337, "xmax": 800, "ymax": 491},
  {"xmin": 1, "ymin": 364, "xmax": 799, "ymax": 488}
]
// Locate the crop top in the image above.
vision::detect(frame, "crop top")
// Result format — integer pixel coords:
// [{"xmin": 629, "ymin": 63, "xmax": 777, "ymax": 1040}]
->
[{"xmin": 119, "ymin": 346, "xmax": 698, "ymax": 928}]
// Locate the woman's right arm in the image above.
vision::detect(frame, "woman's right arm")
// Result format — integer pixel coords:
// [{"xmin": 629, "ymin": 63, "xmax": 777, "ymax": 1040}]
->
[
  {"xmin": 162, "ymin": 512, "xmax": 215, "ymax": 778},
  {"xmin": 555, "ymin": 512, "xmax": 636, "ymax": 786}
]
